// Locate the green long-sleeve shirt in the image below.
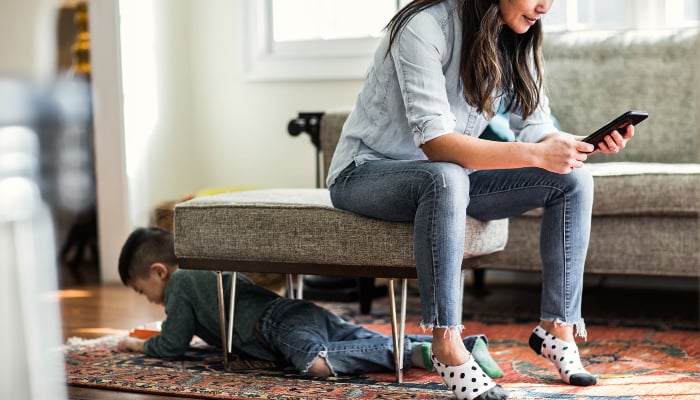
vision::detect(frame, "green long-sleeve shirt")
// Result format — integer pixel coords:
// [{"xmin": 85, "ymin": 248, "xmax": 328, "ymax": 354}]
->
[{"xmin": 144, "ymin": 269, "xmax": 280, "ymax": 361}]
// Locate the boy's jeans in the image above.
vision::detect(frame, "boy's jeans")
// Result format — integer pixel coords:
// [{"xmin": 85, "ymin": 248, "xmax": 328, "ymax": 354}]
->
[
  {"xmin": 329, "ymin": 160, "xmax": 594, "ymax": 335},
  {"xmin": 258, "ymin": 298, "xmax": 432, "ymax": 375}
]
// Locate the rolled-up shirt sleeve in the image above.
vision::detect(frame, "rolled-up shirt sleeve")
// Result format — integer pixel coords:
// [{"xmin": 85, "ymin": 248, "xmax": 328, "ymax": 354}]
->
[{"xmin": 390, "ymin": 12, "xmax": 457, "ymax": 147}]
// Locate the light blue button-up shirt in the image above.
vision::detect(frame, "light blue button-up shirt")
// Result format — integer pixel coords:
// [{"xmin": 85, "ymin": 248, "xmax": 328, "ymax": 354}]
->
[{"xmin": 326, "ymin": 0, "xmax": 557, "ymax": 187}]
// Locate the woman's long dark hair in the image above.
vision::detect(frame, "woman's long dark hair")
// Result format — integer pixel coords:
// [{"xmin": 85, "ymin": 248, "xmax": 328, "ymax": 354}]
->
[{"xmin": 386, "ymin": 0, "xmax": 545, "ymax": 119}]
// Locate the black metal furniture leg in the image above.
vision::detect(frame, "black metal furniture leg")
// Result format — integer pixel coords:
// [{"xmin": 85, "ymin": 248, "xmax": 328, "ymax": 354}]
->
[
  {"xmin": 358, "ymin": 277, "xmax": 375, "ymax": 315},
  {"xmin": 472, "ymin": 269, "xmax": 489, "ymax": 298}
]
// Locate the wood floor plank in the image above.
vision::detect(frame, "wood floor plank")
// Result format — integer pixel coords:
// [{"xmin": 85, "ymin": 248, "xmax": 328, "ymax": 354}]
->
[{"xmin": 59, "ymin": 284, "xmax": 165, "ymax": 341}]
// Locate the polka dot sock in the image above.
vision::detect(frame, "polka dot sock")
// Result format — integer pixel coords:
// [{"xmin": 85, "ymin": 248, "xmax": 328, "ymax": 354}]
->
[
  {"xmin": 528, "ymin": 325, "xmax": 597, "ymax": 386},
  {"xmin": 431, "ymin": 351, "xmax": 509, "ymax": 400}
]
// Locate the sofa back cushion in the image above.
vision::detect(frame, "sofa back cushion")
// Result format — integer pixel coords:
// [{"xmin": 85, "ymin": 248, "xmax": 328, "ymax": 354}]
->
[{"xmin": 544, "ymin": 28, "xmax": 700, "ymax": 163}]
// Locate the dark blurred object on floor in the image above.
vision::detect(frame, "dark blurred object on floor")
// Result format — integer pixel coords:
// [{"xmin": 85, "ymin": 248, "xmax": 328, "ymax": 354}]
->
[
  {"xmin": 59, "ymin": 206, "xmax": 99, "ymax": 284},
  {"xmin": 55, "ymin": 1, "xmax": 98, "ymax": 285}
]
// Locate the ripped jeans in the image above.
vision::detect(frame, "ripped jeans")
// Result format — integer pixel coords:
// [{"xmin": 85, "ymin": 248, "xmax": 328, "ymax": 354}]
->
[
  {"xmin": 329, "ymin": 160, "xmax": 594, "ymax": 336},
  {"xmin": 257, "ymin": 298, "xmax": 435, "ymax": 375}
]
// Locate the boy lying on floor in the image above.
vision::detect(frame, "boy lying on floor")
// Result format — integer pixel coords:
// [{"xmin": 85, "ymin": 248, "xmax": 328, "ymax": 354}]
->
[{"xmin": 116, "ymin": 227, "xmax": 503, "ymax": 378}]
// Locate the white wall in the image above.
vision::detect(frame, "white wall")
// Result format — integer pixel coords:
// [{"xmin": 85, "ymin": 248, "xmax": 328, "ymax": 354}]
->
[
  {"xmin": 120, "ymin": 0, "xmax": 198, "ymax": 225},
  {"xmin": 91, "ymin": 0, "xmax": 363, "ymax": 282},
  {"xmin": 189, "ymin": 0, "xmax": 361, "ymax": 190},
  {"xmin": 90, "ymin": 0, "xmax": 130, "ymax": 284},
  {"xmin": 0, "ymin": 0, "xmax": 55, "ymax": 81}
]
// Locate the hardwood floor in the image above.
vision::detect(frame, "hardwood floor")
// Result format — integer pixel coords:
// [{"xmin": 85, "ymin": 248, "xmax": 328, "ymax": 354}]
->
[{"xmin": 60, "ymin": 284, "xmax": 164, "ymax": 341}]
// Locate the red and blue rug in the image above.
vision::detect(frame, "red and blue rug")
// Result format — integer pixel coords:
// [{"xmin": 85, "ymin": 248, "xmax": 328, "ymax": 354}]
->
[{"xmin": 64, "ymin": 317, "xmax": 699, "ymax": 399}]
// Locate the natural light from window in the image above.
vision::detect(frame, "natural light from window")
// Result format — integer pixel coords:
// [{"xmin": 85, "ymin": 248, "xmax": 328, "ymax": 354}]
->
[
  {"xmin": 245, "ymin": 0, "xmax": 700, "ymax": 81},
  {"xmin": 119, "ymin": 0, "xmax": 160, "ymax": 226},
  {"xmin": 119, "ymin": 0, "xmax": 159, "ymax": 179},
  {"xmin": 272, "ymin": 0, "xmax": 396, "ymax": 42}
]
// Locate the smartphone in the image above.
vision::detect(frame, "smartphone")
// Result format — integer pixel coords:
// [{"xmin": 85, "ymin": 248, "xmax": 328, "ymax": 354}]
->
[{"xmin": 582, "ymin": 110, "xmax": 648, "ymax": 150}]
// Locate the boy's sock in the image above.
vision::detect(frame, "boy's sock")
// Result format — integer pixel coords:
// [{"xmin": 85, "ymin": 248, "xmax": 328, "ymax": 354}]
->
[
  {"xmin": 410, "ymin": 343, "xmax": 434, "ymax": 371},
  {"xmin": 410, "ymin": 337, "xmax": 503, "ymax": 378},
  {"xmin": 467, "ymin": 336, "xmax": 504, "ymax": 379}
]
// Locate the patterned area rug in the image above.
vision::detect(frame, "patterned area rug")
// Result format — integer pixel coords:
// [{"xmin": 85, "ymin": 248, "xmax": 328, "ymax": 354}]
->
[{"xmin": 64, "ymin": 314, "xmax": 700, "ymax": 400}]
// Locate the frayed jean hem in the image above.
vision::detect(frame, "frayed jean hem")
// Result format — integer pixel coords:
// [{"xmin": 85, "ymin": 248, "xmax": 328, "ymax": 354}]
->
[
  {"xmin": 540, "ymin": 318, "xmax": 588, "ymax": 341},
  {"xmin": 420, "ymin": 323, "xmax": 465, "ymax": 337}
]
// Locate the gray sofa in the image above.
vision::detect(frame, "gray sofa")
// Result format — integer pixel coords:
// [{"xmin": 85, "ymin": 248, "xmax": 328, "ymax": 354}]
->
[
  {"xmin": 318, "ymin": 28, "xmax": 700, "ymax": 279},
  {"xmin": 491, "ymin": 28, "xmax": 700, "ymax": 277}
]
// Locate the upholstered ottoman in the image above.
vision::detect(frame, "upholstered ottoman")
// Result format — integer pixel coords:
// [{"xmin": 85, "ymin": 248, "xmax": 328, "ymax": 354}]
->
[
  {"xmin": 174, "ymin": 188, "xmax": 507, "ymax": 276},
  {"xmin": 173, "ymin": 188, "xmax": 508, "ymax": 381}
]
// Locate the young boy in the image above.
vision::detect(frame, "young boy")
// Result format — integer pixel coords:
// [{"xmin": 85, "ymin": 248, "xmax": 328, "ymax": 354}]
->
[{"xmin": 117, "ymin": 227, "xmax": 503, "ymax": 378}]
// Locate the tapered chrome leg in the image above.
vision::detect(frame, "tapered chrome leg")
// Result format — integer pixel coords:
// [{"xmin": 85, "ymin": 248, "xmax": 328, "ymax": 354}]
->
[
  {"xmin": 388, "ymin": 279, "xmax": 402, "ymax": 382},
  {"xmin": 216, "ymin": 271, "xmax": 228, "ymax": 369}
]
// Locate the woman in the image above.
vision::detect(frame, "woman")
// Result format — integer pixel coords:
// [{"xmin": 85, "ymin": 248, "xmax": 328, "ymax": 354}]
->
[{"xmin": 327, "ymin": 1, "xmax": 633, "ymax": 399}]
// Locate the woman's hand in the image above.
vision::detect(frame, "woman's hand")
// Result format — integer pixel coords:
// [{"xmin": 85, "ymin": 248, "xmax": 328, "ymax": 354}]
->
[
  {"xmin": 592, "ymin": 124, "xmax": 634, "ymax": 154},
  {"xmin": 117, "ymin": 337, "xmax": 146, "ymax": 353},
  {"xmin": 537, "ymin": 132, "xmax": 593, "ymax": 174}
]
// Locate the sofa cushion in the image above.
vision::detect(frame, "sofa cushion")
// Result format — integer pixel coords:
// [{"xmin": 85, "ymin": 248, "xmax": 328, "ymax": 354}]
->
[
  {"xmin": 174, "ymin": 189, "xmax": 508, "ymax": 267},
  {"xmin": 520, "ymin": 162, "xmax": 700, "ymax": 217},
  {"xmin": 588, "ymin": 162, "xmax": 700, "ymax": 216}
]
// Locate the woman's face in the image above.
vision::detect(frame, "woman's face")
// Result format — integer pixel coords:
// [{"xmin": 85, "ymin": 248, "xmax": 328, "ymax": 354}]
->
[{"xmin": 499, "ymin": 0, "xmax": 553, "ymax": 34}]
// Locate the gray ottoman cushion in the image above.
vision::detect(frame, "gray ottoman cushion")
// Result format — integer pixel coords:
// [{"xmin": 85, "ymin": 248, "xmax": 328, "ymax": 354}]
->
[{"xmin": 174, "ymin": 189, "xmax": 508, "ymax": 270}]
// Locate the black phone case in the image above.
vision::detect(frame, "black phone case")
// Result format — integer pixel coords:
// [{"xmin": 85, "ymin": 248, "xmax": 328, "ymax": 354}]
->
[{"xmin": 582, "ymin": 110, "xmax": 648, "ymax": 148}]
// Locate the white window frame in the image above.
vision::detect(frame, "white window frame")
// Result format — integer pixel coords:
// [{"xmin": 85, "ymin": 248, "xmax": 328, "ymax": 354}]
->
[
  {"xmin": 241, "ymin": 0, "xmax": 386, "ymax": 81},
  {"xmin": 243, "ymin": 0, "xmax": 699, "ymax": 82}
]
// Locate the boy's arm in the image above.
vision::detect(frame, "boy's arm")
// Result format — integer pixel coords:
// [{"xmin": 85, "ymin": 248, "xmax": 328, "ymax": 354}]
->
[
  {"xmin": 129, "ymin": 273, "xmax": 199, "ymax": 358},
  {"xmin": 116, "ymin": 320, "xmax": 194, "ymax": 357},
  {"xmin": 143, "ymin": 299, "xmax": 198, "ymax": 358},
  {"xmin": 117, "ymin": 271, "xmax": 211, "ymax": 358}
]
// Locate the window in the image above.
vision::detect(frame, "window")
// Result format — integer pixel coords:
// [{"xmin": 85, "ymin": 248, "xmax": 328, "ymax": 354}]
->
[
  {"xmin": 543, "ymin": 0, "xmax": 700, "ymax": 31},
  {"xmin": 243, "ymin": 0, "xmax": 700, "ymax": 81},
  {"xmin": 271, "ymin": 0, "xmax": 397, "ymax": 42},
  {"xmin": 242, "ymin": 0, "xmax": 403, "ymax": 81}
]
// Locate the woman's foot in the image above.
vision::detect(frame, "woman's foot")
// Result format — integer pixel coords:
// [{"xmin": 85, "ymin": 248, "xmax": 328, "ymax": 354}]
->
[
  {"xmin": 529, "ymin": 325, "xmax": 597, "ymax": 386},
  {"xmin": 431, "ymin": 351, "xmax": 509, "ymax": 400}
]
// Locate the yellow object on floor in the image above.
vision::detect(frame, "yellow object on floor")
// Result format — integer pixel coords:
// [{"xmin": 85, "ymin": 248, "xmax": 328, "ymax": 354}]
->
[{"xmin": 196, "ymin": 187, "xmax": 257, "ymax": 197}]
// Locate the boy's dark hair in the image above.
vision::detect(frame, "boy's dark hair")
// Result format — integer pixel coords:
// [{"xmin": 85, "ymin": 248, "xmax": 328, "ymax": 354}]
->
[{"xmin": 118, "ymin": 227, "xmax": 179, "ymax": 285}]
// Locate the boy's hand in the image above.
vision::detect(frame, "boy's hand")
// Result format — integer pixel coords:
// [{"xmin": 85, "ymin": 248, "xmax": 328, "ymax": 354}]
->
[{"xmin": 117, "ymin": 337, "xmax": 146, "ymax": 353}]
